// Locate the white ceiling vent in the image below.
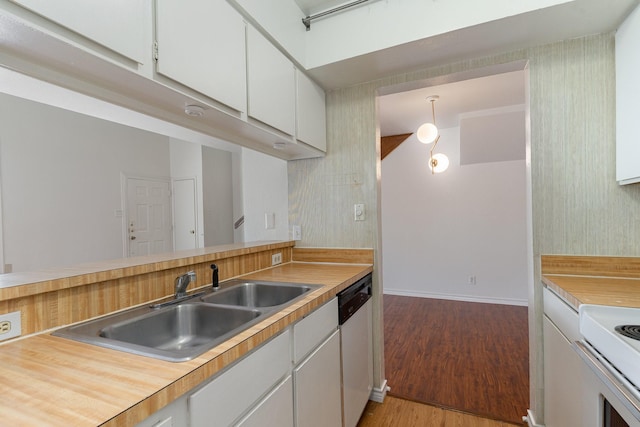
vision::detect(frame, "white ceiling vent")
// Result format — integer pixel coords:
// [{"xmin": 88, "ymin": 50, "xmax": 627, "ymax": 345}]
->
[{"xmin": 459, "ymin": 109, "xmax": 525, "ymax": 166}]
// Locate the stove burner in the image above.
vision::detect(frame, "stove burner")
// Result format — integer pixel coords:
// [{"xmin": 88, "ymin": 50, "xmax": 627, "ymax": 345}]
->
[{"xmin": 615, "ymin": 325, "xmax": 640, "ymax": 341}]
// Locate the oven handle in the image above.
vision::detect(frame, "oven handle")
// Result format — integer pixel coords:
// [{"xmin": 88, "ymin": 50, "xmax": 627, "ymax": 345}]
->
[{"xmin": 575, "ymin": 340, "xmax": 640, "ymax": 420}]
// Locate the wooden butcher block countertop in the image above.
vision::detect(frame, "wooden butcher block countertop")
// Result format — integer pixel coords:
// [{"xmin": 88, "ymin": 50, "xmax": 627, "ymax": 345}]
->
[
  {"xmin": 0, "ymin": 262, "xmax": 373, "ymax": 427},
  {"xmin": 542, "ymin": 255, "xmax": 640, "ymax": 311}
]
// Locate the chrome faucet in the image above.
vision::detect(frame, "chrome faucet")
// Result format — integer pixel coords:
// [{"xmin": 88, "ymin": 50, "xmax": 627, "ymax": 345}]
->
[{"xmin": 175, "ymin": 271, "xmax": 196, "ymax": 299}]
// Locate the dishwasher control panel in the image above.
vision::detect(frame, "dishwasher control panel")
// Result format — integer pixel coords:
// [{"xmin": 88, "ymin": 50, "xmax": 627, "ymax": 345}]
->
[{"xmin": 337, "ymin": 273, "xmax": 372, "ymax": 325}]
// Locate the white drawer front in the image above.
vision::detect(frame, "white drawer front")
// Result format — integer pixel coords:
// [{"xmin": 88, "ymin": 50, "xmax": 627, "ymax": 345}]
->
[
  {"xmin": 189, "ymin": 330, "xmax": 290, "ymax": 427},
  {"xmin": 293, "ymin": 298, "xmax": 338, "ymax": 363},
  {"xmin": 543, "ymin": 287, "xmax": 580, "ymax": 342}
]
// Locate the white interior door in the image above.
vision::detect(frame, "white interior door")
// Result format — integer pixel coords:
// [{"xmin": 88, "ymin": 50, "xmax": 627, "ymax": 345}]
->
[
  {"xmin": 126, "ymin": 178, "xmax": 173, "ymax": 257},
  {"xmin": 173, "ymin": 178, "xmax": 197, "ymax": 251}
]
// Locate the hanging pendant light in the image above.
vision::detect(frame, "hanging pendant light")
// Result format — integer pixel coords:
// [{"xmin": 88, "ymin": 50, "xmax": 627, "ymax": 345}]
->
[
  {"xmin": 429, "ymin": 152, "xmax": 450, "ymax": 174},
  {"xmin": 417, "ymin": 96, "xmax": 439, "ymax": 144},
  {"xmin": 417, "ymin": 95, "xmax": 449, "ymax": 174},
  {"xmin": 417, "ymin": 122, "xmax": 438, "ymax": 144}
]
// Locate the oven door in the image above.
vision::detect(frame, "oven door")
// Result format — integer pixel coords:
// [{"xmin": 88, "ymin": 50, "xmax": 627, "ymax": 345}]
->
[{"xmin": 575, "ymin": 341, "xmax": 640, "ymax": 427}]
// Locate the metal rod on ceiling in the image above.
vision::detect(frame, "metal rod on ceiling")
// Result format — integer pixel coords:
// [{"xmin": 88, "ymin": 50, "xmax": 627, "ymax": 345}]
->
[{"xmin": 302, "ymin": 0, "xmax": 370, "ymax": 31}]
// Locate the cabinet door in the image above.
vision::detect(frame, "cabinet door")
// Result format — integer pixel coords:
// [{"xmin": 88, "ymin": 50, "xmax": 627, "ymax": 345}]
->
[
  {"xmin": 543, "ymin": 288, "xmax": 582, "ymax": 427},
  {"xmin": 9, "ymin": 0, "xmax": 146, "ymax": 63},
  {"xmin": 189, "ymin": 331, "xmax": 290, "ymax": 427},
  {"xmin": 341, "ymin": 300, "xmax": 373, "ymax": 427},
  {"xmin": 235, "ymin": 376, "xmax": 294, "ymax": 427},
  {"xmin": 247, "ymin": 25, "xmax": 295, "ymax": 136},
  {"xmin": 296, "ymin": 70, "xmax": 326, "ymax": 152},
  {"xmin": 616, "ymin": 4, "xmax": 640, "ymax": 185},
  {"xmin": 543, "ymin": 316, "xmax": 583, "ymax": 427},
  {"xmin": 134, "ymin": 391, "xmax": 188, "ymax": 427},
  {"xmin": 294, "ymin": 330, "xmax": 342, "ymax": 427},
  {"xmin": 155, "ymin": 0, "xmax": 247, "ymax": 113}
]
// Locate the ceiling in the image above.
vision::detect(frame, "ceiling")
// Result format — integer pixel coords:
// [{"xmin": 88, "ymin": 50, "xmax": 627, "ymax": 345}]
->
[
  {"xmin": 302, "ymin": 0, "xmax": 639, "ymax": 89},
  {"xmin": 294, "ymin": 0, "xmax": 349, "ymax": 16},
  {"xmin": 378, "ymin": 70, "xmax": 526, "ymax": 137},
  {"xmin": 297, "ymin": 0, "xmax": 634, "ymax": 148}
]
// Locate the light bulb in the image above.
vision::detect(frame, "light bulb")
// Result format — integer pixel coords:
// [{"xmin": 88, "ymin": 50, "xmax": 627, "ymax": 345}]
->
[
  {"xmin": 417, "ymin": 122, "xmax": 438, "ymax": 144},
  {"xmin": 429, "ymin": 153, "xmax": 450, "ymax": 173}
]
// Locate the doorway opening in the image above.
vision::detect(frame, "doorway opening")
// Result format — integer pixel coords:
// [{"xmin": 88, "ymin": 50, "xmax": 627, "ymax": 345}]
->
[{"xmin": 377, "ymin": 60, "xmax": 533, "ymax": 424}]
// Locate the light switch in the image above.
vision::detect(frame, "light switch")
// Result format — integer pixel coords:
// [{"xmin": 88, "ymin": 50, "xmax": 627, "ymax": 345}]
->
[
  {"xmin": 292, "ymin": 225, "xmax": 302, "ymax": 240},
  {"xmin": 265, "ymin": 212, "xmax": 275, "ymax": 229},
  {"xmin": 354, "ymin": 204, "xmax": 365, "ymax": 221}
]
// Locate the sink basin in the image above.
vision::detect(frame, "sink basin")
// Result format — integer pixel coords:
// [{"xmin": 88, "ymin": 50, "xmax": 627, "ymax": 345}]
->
[
  {"xmin": 201, "ymin": 280, "xmax": 320, "ymax": 308},
  {"xmin": 100, "ymin": 303, "xmax": 261, "ymax": 351},
  {"xmin": 54, "ymin": 302, "xmax": 265, "ymax": 362},
  {"xmin": 53, "ymin": 280, "xmax": 322, "ymax": 362}
]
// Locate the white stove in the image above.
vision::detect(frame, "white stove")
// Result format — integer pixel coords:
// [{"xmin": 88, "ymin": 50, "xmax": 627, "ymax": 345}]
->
[{"xmin": 580, "ymin": 304, "xmax": 640, "ymax": 401}]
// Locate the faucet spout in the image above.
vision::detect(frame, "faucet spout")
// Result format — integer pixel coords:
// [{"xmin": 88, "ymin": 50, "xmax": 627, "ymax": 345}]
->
[
  {"xmin": 211, "ymin": 264, "xmax": 219, "ymax": 291},
  {"xmin": 174, "ymin": 271, "xmax": 196, "ymax": 299}
]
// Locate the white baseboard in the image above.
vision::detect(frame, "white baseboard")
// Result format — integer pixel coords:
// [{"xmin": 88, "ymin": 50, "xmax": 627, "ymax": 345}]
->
[
  {"xmin": 369, "ymin": 379, "xmax": 389, "ymax": 403},
  {"xmin": 524, "ymin": 409, "xmax": 544, "ymax": 426},
  {"xmin": 383, "ymin": 289, "xmax": 528, "ymax": 306}
]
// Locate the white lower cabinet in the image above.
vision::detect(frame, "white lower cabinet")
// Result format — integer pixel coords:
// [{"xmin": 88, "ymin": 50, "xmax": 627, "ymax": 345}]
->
[
  {"xmin": 293, "ymin": 329, "xmax": 342, "ymax": 427},
  {"xmin": 136, "ymin": 298, "xmax": 341, "ymax": 427},
  {"xmin": 135, "ymin": 395, "xmax": 188, "ymax": 427},
  {"xmin": 189, "ymin": 330, "xmax": 290, "ymax": 427},
  {"xmin": 543, "ymin": 287, "xmax": 583, "ymax": 427},
  {"xmin": 235, "ymin": 376, "xmax": 294, "ymax": 427}
]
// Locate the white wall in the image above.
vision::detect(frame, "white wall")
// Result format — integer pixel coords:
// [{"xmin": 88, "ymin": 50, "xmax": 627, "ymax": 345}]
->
[
  {"xmin": 0, "ymin": 94, "xmax": 290, "ymax": 272},
  {"xmin": 234, "ymin": 0, "xmax": 571, "ymax": 69},
  {"xmin": 0, "ymin": 93, "xmax": 171, "ymax": 272},
  {"xmin": 241, "ymin": 148, "xmax": 289, "ymax": 242},
  {"xmin": 231, "ymin": 0, "xmax": 306, "ymax": 62},
  {"xmin": 231, "ymin": 151, "xmax": 244, "ymax": 243},
  {"xmin": 202, "ymin": 146, "xmax": 234, "ymax": 246},
  {"xmin": 381, "ymin": 126, "xmax": 528, "ymax": 305},
  {"xmin": 169, "ymin": 138, "xmax": 205, "ymax": 247},
  {"xmin": 304, "ymin": 0, "xmax": 571, "ymax": 68}
]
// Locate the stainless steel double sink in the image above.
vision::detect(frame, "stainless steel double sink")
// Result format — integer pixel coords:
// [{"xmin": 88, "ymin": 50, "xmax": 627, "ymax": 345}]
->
[{"xmin": 53, "ymin": 280, "xmax": 321, "ymax": 362}]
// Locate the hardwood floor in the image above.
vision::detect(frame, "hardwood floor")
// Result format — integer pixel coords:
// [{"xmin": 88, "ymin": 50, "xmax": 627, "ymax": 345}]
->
[
  {"xmin": 357, "ymin": 396, "xmax": 522, "ymax": 427},
  {"xmin": 383, "ymin": 295, "xmax": 529, "ymax": 425}
]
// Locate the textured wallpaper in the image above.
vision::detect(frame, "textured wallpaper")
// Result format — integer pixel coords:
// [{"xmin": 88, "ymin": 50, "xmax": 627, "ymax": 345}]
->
[{"xmin": 288, "ymin": 32, "xmax": 640, "ymax": 419}]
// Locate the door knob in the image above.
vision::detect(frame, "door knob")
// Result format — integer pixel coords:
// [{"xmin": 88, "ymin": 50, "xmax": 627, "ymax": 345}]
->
[
  {"xmin": 130, "ymin": 236, "xmax": 136, "ymax": 240},
  {"xmin": 190, "ymin": 230, "xmax": 195, "ymax": 234}
]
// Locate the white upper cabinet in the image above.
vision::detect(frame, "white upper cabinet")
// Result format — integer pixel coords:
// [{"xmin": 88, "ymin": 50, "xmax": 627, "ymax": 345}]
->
[
  {"xmin": 155, "ymin": 0, "xmax": 247, "ymax": 113},
  {"xmin": 616, "ymin": 4, "xmax": 640, "ymax": 185},
  {"xmin": 9, "ymin": 0, "xmax": 146, "ymax": 63},
  {"xmin": 296, "ymin": 69, "xmax": 327, "ymax": 152},
  {"xmin": 247, "ymin": 25, "xmax": 296, "ymax": 136}
]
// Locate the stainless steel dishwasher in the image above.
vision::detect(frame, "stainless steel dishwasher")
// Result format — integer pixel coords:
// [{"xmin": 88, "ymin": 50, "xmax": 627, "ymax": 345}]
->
[{"xmin": 337, "ymin": 273, "xmax": 373, "ymax": 427}]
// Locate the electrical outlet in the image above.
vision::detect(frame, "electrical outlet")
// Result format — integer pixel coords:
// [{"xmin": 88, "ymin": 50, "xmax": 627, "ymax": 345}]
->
[
  {"xmin": 0, "ymin": 311, "xmax": 21, "ymax": 341},
  {"xmin": 468, "ymin": 276, "xmax": 477, "ymax": 285},
  {"xmin": 272, "ymin": 252, "xmax": 282, "ymax": 265}
]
